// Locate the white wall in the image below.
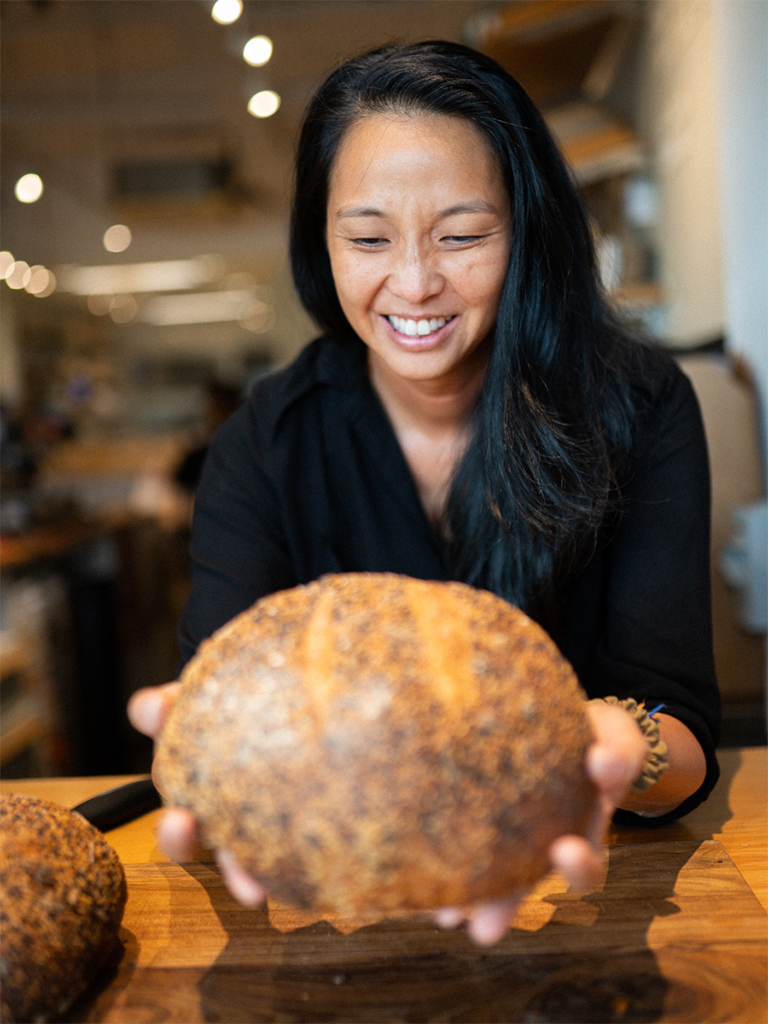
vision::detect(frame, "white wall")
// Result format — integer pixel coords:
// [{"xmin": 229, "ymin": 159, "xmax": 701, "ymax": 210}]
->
[
  {"xmin": 639, "ymin": 0, "xmax": 726, "ymax": 347},
  {"xmin": 712, "ymin": 0, "xmax": 768, "ymax": 483}
]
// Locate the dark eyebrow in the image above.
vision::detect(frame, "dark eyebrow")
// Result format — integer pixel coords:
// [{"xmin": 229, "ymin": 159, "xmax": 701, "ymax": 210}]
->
[{"xmin": 336, "ymin": 200, "xmax": 501, "ymax": 220}]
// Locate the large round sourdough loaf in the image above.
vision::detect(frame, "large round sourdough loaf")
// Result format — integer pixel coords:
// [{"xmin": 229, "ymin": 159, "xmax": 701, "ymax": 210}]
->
[
  {"xmin": 155, "ymin": 573, "xmax": 595, "ymax": 914},
  {"xmin": 0, "ymin": 794, "xmax": 127, "ymax": 1023}
]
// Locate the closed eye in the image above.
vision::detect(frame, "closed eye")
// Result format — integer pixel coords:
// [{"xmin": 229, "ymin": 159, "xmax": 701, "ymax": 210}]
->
[{"xmin": 443, "ymin": 235, "xmax": 484, "ymax": 245}]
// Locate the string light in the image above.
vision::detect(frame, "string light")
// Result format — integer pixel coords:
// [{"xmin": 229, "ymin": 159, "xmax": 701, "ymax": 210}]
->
[
  {"xmin": 14, "ymin": 174, "xmax": 44, "ymax": 203},
  {"xmin": 25, "ymin": 266, "xmax": 57, "ymax": 297},
  {"xmin": 5, "ymin": 261, "xmax": 30, "ymax": 289},
  {"xmin": 0, "ymin": 252, "xmax": 15, "ymax": 278},
  {"xmin": 243, "ymin": 35, "xmax": 273, "ymax": 67},
  {"xmin": 248, "ymin": 90, "xmax": 280, "ymax": 118},
  {"xmin": 211, "ymin": 0, "xmax": 242, "ymax": 25}
]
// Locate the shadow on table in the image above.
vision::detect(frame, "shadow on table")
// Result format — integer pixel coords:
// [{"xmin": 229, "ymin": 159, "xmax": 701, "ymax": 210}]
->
[
  {"xmin": 192, "ymin": 754, "xmax": 740, "ymax": 1024},
  {"xmin": 64, "ymin": 752, "xmax": 740, "ymax": 1023}
]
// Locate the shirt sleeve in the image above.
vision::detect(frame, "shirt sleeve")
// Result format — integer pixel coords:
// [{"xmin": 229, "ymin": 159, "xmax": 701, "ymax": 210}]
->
[
  {"xmin": 588, "ymin": 364, "xmax": 721, "ymax": 824},
  {"xmin": 177, "ymin": 399, "xmax": 298, "ymax": 669}
]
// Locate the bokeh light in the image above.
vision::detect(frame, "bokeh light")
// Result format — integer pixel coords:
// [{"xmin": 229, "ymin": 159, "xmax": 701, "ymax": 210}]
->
[
  {"xmin": 109, "ymin": 294, "xmax": 138, "ymax": 323},
  {"xmin": 211, "ymin": 0, "xmax": 242, "ymax": 25},
  {"xmin": 243, "ymin": 35, "xmax": 273, "ymax": 67},
  {"xmin": 103, "ymin": 224, "xmax": 132, "ymax": 253},
  {"xmin": 5, "ymin": 261, "xmax": 30, "ymax": 289},
  {"xmin": 14, "ymin": 174, "xmax": 44, "ymax": 203},
  {"xmin": 247, "ymin": 90, "xmax": 280, "ymax": 118},
  {"xmin": 25, "ymin": 266, "xmax": 56, "ymax": 297},
  {"xmin": 0, "ymin": 252, "xmax": 15, "ymax": 278}
]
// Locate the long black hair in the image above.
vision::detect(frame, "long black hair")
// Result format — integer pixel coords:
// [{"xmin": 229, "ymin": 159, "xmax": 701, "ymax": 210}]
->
[{"xmin": 290, "ymin": 40, "xmax": 662, "ymax": 616}]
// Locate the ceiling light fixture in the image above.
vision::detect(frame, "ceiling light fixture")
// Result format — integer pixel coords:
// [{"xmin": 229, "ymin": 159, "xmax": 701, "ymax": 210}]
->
[
  {"xmin": 247, "ymin": 89, "xmax": 280, "ymax": 118},
  {"xmin": 14, "ymin": 174, "xmax": 44, "ymax": 203},
  {"xmin": 211, "ymin": 0, "xmax": 242, "ymax": 25},
  {"xmin": 140, "ymin": 289, "xmax": 267, "ymax": 326},
  {"xmin": 243, "ymin": 35, "xmax": 273, "ymax": 67},
  {"xmin": 58, "ymin": 256, "xmax": 223, "ymax": 296}
]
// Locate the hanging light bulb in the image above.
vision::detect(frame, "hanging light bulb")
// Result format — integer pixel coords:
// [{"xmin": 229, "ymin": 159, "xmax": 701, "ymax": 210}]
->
[
  {"xmin": 14, "ymin": 174, "xmax": 44, "ymax": 203},
  {"xmin": 243, "ymin": 35, "xmax": 273, "ymax": 67},
  {"xmin": 211, "ymin": 0, "xmax": 242, "ymax": 25},
  {"xmin": 248, "ymin": 90, "xmax": 280, "ymax": 118}
]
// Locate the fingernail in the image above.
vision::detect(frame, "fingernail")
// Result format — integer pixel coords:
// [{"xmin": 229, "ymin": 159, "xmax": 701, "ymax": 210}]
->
[
  {"xmin": 216, "ymin": 849, "xmax": 266, "ymax": 907},
  {"xmin": 156, "ymin": 807, "xmax": 194, "ymax": 863},
  {"xmin": 435, "ymin": 907, "xmax": 464, "ymax": 929},
  {"xmin": 127, "ymin": 688, "xmax": 162, "ymax": 736},
  {"xmin": 468, "ymin": 912, "xmax": 509, "ymax": 946}
]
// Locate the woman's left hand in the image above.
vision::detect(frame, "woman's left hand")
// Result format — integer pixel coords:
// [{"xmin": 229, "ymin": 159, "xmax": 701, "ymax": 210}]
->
[{"xmin": 434, "ymin": 700, "xmax": 648, "ymax": 945}]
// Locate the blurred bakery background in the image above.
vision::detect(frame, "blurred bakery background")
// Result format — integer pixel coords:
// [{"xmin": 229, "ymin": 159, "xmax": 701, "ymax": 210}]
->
[{"xmin": 1, "ymin": 0, "xmax": 765, "ymax": 777}]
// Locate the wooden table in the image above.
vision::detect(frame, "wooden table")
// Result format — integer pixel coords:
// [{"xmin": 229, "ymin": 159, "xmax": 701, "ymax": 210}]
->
[{"xmin": 2, "ymin": 747, "xmax": 766, "ymax": 1023}]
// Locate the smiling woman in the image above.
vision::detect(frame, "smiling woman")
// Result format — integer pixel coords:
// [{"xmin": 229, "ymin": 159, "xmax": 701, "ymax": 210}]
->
[
  {"xmin": 326, "ymin": 113, "xmax": 510, "ymax": 382},
  {"xmin": 129, "ymin": 41, "xmax": 720, "ymax": 947}
]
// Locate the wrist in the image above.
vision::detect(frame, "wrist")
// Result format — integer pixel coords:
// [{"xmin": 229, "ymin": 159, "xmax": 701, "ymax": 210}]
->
[{"xmin": 588, "ymin": 696, "xmax": 669, "ymax": 792}]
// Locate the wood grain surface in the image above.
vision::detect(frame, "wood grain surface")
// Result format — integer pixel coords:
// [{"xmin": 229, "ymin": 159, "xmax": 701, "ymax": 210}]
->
[{"xmin": 2, "ymin": 748, "xmax": 766, "ymax": 1023}]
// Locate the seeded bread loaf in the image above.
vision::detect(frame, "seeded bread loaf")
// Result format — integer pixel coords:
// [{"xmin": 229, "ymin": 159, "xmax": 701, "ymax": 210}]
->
[
  {"xmin": 155, "ymin": 573, "xmax": 595, "ymax": 914},
  {"xmin": 0, "ymin": 794, "xmax": 127, "ymax": 1024}
]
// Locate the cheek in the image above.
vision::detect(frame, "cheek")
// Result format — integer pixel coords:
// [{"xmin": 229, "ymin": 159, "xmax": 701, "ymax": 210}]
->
[
  {"xmin": 450, "ymin": 257, "xmax": 507, "ymax": 316},
  {"xmin": 331, "ymin": 254, "xmax": 380, "ymax": 312}
]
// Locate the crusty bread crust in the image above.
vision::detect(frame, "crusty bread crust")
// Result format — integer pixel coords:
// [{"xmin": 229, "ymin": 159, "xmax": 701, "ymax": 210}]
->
[
  {"xmin": 0, "ymin": 794, "xmax": 127, "ymax": 1024},
  {"xmin": 156, "ymin": 573, "xmax": 595, "ymax": 914}
]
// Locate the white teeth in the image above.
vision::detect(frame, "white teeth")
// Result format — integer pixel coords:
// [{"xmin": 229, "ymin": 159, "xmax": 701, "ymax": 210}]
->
[{"xmin": 387, "ymin": 315, "xmax": 450, "ymax": 336}]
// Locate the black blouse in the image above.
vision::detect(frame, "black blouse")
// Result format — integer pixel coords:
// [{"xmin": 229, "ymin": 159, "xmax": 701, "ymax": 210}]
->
[{"xmin": 180, "ymin": 334, "xmax": 720, "ymax": 823}]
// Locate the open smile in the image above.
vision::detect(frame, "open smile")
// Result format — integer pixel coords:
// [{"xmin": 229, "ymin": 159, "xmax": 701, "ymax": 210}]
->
[{"xmin": 386, "ymin": 314, "xmax": 456, "ymax": 338}]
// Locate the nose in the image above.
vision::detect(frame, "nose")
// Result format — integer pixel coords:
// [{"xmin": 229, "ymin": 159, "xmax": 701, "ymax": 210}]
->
[{"xmin": 388, "ymin": 245, "xmax": 444, "ymax": 305}]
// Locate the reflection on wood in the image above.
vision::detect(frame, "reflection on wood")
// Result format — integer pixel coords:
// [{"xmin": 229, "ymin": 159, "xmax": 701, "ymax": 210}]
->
[{"xmin": 64, "ymin": 838, "xmax": 766, "ymax": 1023}]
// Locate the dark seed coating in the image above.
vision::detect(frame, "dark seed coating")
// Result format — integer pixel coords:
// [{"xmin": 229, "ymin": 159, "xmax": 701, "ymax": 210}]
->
[
  {"xmin": 155, "ymin": 573, "xmax": 595, "ymax": 914},
  {"xmin": 0, "ymin": 794, "xmax": 127, "ymax": 1024}
]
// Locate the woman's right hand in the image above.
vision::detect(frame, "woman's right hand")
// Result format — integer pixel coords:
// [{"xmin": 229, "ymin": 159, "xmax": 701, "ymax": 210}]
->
[{"xmin": 127, "ymin": 683, "xmax": 267, "ymax": 907}]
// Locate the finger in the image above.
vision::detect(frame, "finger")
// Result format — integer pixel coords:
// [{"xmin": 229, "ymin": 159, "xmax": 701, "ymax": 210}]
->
[
  {"xmin": 156, "ymin": 806, "xmax": 198, "ymax": 863},
  {"xmin": 585, "ymin": 703, "xmax": 648, "ymax": 805},
  {"xmin": 434, "ymin": 907, "xmax": 464, "ymax": 929},
  {"xmin": 549, "ymin": 834, "xmax": 605, "ymax": 890},
  {"xmin": 215, "ymin": 849, "xmax": 267, "ymax": 907},
  {"xmin": 466, "ymin": 894, "xmax": 522, "ymax": 946},
  {"xmin": 586, "ymin": 744, "xmax": 642, "ymax": 806},
  {"xmin": 127, "ymin": 682, "xmax": 182, "ymax": 740}
]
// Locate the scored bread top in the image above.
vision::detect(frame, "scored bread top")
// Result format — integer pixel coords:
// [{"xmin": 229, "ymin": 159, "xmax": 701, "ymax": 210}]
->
[{"xmin": 156, "ymin": 573, "xmax": 595, "ymax": 914}]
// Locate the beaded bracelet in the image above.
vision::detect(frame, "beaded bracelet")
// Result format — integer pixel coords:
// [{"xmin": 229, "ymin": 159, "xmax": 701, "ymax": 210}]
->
[{"xmin": 590, "ymin": 696, "xmax": 669, "ymax": 792}]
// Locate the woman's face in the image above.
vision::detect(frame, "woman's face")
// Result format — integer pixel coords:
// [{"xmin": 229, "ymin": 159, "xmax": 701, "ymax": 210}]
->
[{"xmin": 326, "ymin": 112, "xmax": 511, "ymax": 388}]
